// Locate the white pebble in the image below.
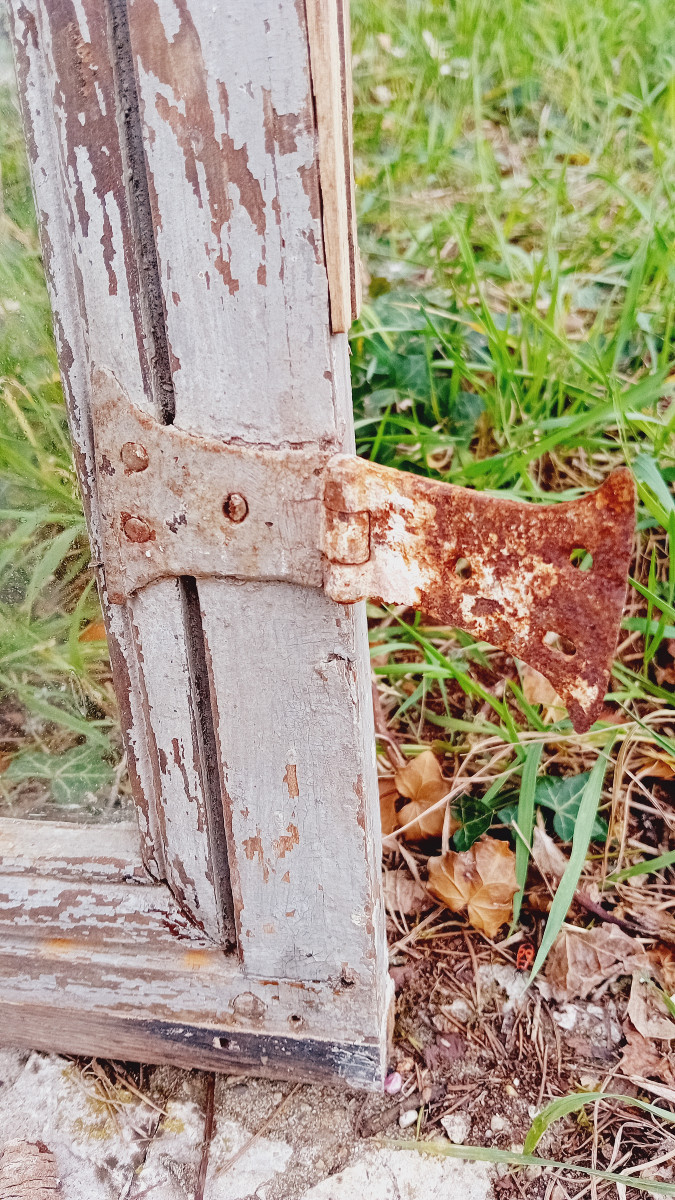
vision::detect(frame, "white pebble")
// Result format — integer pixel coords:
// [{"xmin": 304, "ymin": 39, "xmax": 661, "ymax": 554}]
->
[
  {"xmin": 399, "ymin": 1108, "xmax": 419, "ymax": 1129},
  {"xmin": 490, "ymin": 1114, "xmax": 508, "ymax": 1133},
  {"xmin": 441, "ymin": 1113, "xmax": 470, "ymax": 1144}
]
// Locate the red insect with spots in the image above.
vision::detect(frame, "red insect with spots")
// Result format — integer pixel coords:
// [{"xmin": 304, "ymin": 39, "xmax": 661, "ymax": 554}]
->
[{"xmin": 516, "ymin": 942, "xmax": 535, "ymax": 971}]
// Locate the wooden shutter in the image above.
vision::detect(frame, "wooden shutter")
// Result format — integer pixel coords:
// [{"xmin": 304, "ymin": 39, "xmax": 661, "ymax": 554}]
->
[{"xmin": 2, "ymin": 0, "xmax": 391, "ymax": 1088}]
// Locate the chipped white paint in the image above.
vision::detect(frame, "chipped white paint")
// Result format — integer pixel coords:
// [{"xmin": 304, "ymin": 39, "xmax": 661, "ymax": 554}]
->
[
  {"xmin": 0, "ymin": 819, "xmax": 148, "ymax": 883},
  {"xmin": 8, "ymin": 0, "xmax": 225, "ymax": 938},
  {"xmin": 126, "ymin": 0, "xmax": 388, "ymax": 1002},
  {"xmin": 5, "ymin": 0, "xmax": 390, "ymax": 1084}
]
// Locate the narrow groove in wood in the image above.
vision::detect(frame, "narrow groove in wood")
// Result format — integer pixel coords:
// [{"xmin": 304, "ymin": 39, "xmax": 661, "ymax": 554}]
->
[
  {"xmin": 107, "ymin": 0, "xmax": 175, "ymax": 424},
  {"xmin": 181, "ymin": 576, "xmax": 236, "ymax": 945},
  {"xmin": 107, "ymin": 0, "xmax": 237, "ymax": 942}
]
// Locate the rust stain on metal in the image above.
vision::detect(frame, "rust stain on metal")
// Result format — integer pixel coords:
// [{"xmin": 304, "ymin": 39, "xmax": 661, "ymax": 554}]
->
[
  {"xmin": 283, "ymin": 764, "xmax": 299, "ymax": 799},
  {"xmin": 92, "ymin": 368, "xmax": 328, "ymax": 602},
  {"xmin": 93, "ymin": 373, "xmax": 635, "ymax": 736},
  {"xmin": 323, "ymin": 456, "xmax": 636, "ymax": 734}
]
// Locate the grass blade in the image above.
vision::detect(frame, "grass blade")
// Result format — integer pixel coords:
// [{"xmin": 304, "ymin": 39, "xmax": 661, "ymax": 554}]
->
[
  {"xmin": 528, "ymin": 736, "xmax": 616, "ymax": 984},
  {"xmin": 386, "ymin": 1140, "xmax": 675, "ymax": 1194},
  {"xmin": 524, "ymin": 1091, "xmax": 675, "ymax": 1154},
  {"xmin": 510, "ymin": 741, "xmax": 543, "ymax": 929},
  {"xmin": 608, "ymin": 850, "xmax": 675, "ymax": 883}
]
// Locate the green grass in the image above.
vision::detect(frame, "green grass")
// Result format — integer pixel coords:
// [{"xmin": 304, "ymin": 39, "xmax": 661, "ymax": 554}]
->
[
  {"xmin": 349, "ymin": 0, "xmax": 675, "ymax": 875},
  {"xmin": 0, "ymin": 1, "xmax": 673, "ymax": 841},
  {"xmin": 0, "ymin": 87, "xmax": 117, "ymax": 814}
]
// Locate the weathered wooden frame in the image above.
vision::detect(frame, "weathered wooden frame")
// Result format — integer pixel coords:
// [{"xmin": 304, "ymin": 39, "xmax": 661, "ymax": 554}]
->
[{"xmin": 1, "ymin": 0, "xmax": 391, "ymax": 1088}]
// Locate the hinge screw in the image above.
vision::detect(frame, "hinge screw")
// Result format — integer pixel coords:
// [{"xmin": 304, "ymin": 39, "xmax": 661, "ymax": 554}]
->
[
  {"xmin": 223, "ymin": 493, "xmax": 248, "ymax": 523},
  {"xmin": 122, "ymin": 515, "xmax": 152, "ymax": 543},
  {"xmin": 121, "ymin": 441, "xmax": 149, "ymax": 472}
]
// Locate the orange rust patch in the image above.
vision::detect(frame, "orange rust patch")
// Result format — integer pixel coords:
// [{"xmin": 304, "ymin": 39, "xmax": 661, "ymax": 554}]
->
[
  {"xmin": 273, "ymin": 823, "xmax": 299, "ymax": 859},
  {"xmin": 42, "ymin": 938, "xmax": 77, "ymax": 957},
  {"xmin": 182, "ymin": 950, "xmax": 215, "ymax": 970},
  {"xmin": 283, "ymin": 764, "xmax": 299, "ymax": 799}
]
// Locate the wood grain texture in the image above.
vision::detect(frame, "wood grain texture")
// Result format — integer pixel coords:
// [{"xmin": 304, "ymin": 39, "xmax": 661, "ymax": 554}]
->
[
  {"xmin": 0, "ymin": 869, "xmax": 389, "ymax": 1085},
  {"xmin": 0, "ymin": 1002, "xmax": 384, "ymax": 1087},
  {"xmin": 125, "ymin": 0, "xmax": 387, "ymax": 1006},
  {"xmin": 306, "ymin": 0, "xmax": 353, "ymax": 332},
  {"xmin": 8, "ymin": 0, "xmax": 228, "ymax": 941},
  {"xmin": 7, "ymin": 0, "xmax": 390, "ymax": 1081},
  {"xmin": 337, "ymin": 0, "xmax": 362, "ymax": 321},
  {"xmin": 0, "ymin": 819, "xmax": 148, "ymax": 882}
]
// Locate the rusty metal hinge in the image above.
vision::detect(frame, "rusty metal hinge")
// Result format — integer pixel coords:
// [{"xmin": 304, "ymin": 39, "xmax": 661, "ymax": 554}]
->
[{"xmin": 93, "ymin": 369, "xmax": 636, "ymax": 733}]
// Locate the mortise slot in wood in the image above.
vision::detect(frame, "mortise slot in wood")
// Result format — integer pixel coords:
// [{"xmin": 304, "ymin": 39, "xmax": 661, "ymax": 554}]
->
[
  {"xmin": 108, "ymin": 0, "xmax": 175, "ymax": 423},
  {"xmin": 180, "ymin": 577, "xmax": 237, "ymax": 946}
]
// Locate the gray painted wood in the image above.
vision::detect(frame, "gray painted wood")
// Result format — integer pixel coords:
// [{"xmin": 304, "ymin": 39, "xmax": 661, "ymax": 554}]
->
[
  {"xmin": 126, "ymin": 0, "xmax": 387, "ymax": 1006},
  {"xmin": 6, "ymin": 0, "xmax": 390, "ymax": 1077},
  {"xmin": 8, "ymin": 0, "xmax": 227, "ymax": 941}
]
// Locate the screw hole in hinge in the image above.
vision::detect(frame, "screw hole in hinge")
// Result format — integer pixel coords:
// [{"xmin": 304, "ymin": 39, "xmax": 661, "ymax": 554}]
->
[
  {"xmin": 454, "ymin": 557, "xmax": 472, "ymax": 580},
  {"xmin": 543, "ymin": 631, "xmax": 577, "ymax": 658},
  {"xmin": 570, "ymin": 547, "xmax": 593, "ymax": 571}
]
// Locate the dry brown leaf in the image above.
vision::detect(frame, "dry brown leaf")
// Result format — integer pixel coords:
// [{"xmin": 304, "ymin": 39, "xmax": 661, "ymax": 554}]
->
[
  {"xmin": 545, "ymin": 925, "xmax": 651, "ymax": 1002},
  {"xmin": 382, "ymin": 868, "xmax": 434, "ymax": 916},
  {"xmin": 619, "ymin": 1020, "xmax": 674, "ymax": 1082},
  {"xmin": 378, "ymin": 776, "xmax": 399, "ymax": 836},
  {"xmin": 628, "ymin": 973, "xmax": 675, "ymax": 1041},
  {"xmin": 395, "ymin": 750, "xmax": 457, "ymax": 841},
  {"xmin": 532, "ymin": 813, "xmax": 568, "ymax": 880},
  {"xmin": 427, "ymin": 836, "xmax": 518, "ymax": 938},
  {"xmin": 78, "ymin": 618, "xmax": 107, "ymax": 643},
  {"xmin": 518, "ymin": 662, "xmax": 567, "ymax": 724}
]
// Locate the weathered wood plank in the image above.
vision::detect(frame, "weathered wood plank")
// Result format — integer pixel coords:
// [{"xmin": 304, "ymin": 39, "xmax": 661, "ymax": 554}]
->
[
  {"xmin": 8, "ymin": 0, "xmax": 229, "ymax": 941},
  {"xmin": 0, "ymin": 1001, "xmax": 383, "ymax": 1087},
  {"xmin": 125, "ymin": 0, "xmax": 388, "ymax": 1017},
  {"xmin": 306, "ymin": 0, "xmax": 352, "ymax": 331},
  {"xmin": 0, "ymin": 819, "xmax": 147, "ymax": 882},
  {"xmin": 0, "ymin": 867, "xmax": 389, "ymax": 1085}
]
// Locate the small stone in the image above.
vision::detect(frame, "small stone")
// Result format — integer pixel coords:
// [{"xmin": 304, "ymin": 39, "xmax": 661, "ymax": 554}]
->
[
  {"xmin": 527, "ymin": 1105, "xmax": 538, "ymax": 1119},
  {"xmin": 398, "ymin": 1108, "xmax": 419, "ymax": 1129},
  {"xmin": 272, "ymin": 1091, "xmax": 283, "ymax": 1104},
  {"xmin": 448, "ymin": 998, "xmax": 471, "ymax": 1023},
  {"xmin": 440, "ymin": 1113, "xmax": 470, "ymax": 1144},
  {"xmin": 384, "ymin": 1072, "xmax": 402, "ymax": 1095},
  {"xmin": 490, "ymin": 1114, "xmax": 508, "ymax": 1133}
]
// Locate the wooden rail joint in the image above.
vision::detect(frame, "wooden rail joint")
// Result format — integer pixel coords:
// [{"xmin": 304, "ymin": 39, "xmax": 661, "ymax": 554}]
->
[{"xmin": 93, "ymin": 368, "xmax": 636, "ymax": 734}]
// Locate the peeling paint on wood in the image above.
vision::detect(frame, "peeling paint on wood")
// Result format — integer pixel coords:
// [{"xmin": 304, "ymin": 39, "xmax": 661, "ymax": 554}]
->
[
  {"xmin": 0, "ymin": 819, "xmax": 149, "ymax": 883},
  {"xmin": 8, "ymin": 0, "xmax": 229, "ymax": 941},
  {"xmin": 6, "ymin": 0, "xmax": 391, "ymax": 1083},
  {"xmin": 124, "ymin": 0, "xmax": 389, "ymax": 1007}
]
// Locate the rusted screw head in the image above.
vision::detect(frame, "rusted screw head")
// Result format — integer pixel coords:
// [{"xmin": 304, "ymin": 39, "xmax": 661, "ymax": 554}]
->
[
  {"xmin": 120, "ymin": 441, "xmax": 149, "ymax": 473},
  {"xmin": 122, "ymin": 515, "xmax": 152, "ymax": 543},
  {"xmin": 223, "ymin": 493, "xmax": 248, "ymax": 523}
]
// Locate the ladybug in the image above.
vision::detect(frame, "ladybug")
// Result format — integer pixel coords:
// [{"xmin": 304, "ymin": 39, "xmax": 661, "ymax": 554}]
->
[{"xmin": 516, "ymin": 942, "xmax": 535, "ymax": 971}]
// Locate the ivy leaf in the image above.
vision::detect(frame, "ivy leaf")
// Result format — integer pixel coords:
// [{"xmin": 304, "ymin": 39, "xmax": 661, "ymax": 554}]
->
[
  {"xmin": 5, "ymin": 744, "xmax": 114, "ymax": 805},
  {"xmin": 453, "ymin": 799, "xmax": 493, "ymax": 850},
  {"xmin": 498, "ymin": 772, "xmax": 608, "ymax": 843}
]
